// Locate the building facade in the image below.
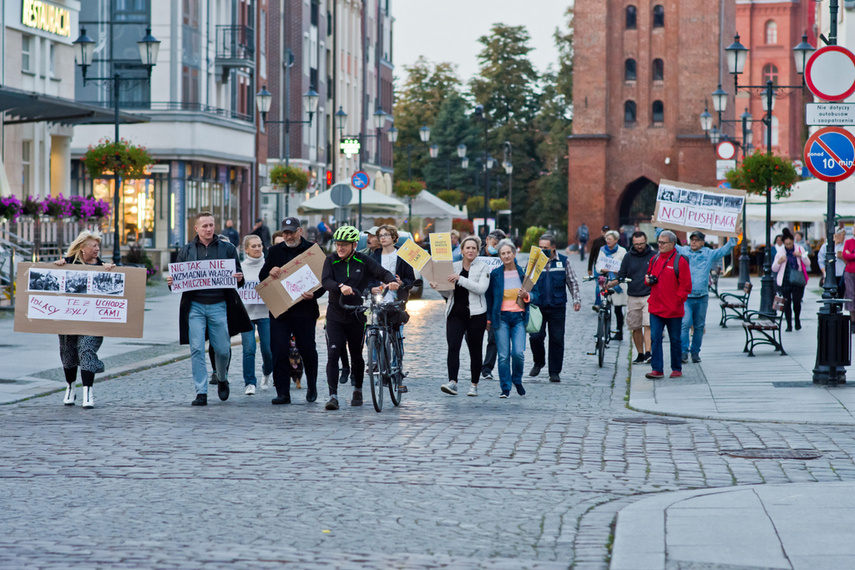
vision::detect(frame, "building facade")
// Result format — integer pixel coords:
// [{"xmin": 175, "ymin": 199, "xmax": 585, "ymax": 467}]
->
[
  {"xmin": 567, "ymin": 0, "xmax": 736, "ymax": 233},
  {"xmin": 70, "ymin": 0, "xmax": 262, "ymax": 268},
  {"xmin": 735, "ymin": 0, "xmax": 815, "ymax": 160}
]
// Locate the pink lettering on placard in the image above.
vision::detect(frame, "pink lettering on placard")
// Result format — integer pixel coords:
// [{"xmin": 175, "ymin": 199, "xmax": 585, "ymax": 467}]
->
[{"xmin": 659, "ymin": 204, "xmax": 686, "ymax": 224}]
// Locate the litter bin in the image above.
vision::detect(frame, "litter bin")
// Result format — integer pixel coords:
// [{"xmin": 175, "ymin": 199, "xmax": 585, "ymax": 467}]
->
[{"xmin": 817, "ymin": 311, "xmax": 851, "ymax": 368}]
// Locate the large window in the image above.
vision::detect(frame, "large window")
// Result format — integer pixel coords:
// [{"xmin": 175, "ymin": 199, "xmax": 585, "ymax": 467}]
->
[
  {"xmin": 625, "ymin": 59, "xmax": 637, "ymax": 81},
  {"xmin": 765, "ymin": 20, "xmax": 777, "ymax": 45},
  {"xmin": 652, "ymin": 101, "xmax": 664, "ymax": 124},
  {"xmin": 652, "ymin": 58, "xmax": 664, "ymax": 81},
  {"xmin": 653, "ymin": 5, "xmax": 665, "ymax": 28},
  {"xmin": 762, "ymin": 63, "xmax": 779, "ymax": 85},
  {"xmin": 626, "ymin": 5, "xmax": 637, "ymax": 29},
  {"xmin": 625, "ymin": 101, "xmax": 637, "ymax": 126}
]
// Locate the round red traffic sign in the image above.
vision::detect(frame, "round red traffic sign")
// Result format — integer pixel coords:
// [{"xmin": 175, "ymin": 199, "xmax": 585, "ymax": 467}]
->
[
  {"xmin": 805, "ymin": 46, "xmax": 855, "ymax": 102},
  {"xmin": 804, "ymin": 127, "xmax": 855, "ymax": 182},
  {"xmin": 717, "ymin": 141, "xmax": 737, "ymax": 160}
]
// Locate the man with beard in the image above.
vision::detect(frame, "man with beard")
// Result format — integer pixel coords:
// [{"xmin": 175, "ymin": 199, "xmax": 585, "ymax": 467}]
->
[{"xmin": 259, "ymin": 217, "xmax": 325, "ymax": 404}]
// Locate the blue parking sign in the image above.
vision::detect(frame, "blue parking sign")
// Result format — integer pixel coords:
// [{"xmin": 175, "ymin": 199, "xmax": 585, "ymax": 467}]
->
[
  {"xmin": 351, "ymin": 171, "xmax": 370, "ymax": 189},
  {"xmin": 804, "ymin": 127, "xmax": 855, "ymax": 183}
]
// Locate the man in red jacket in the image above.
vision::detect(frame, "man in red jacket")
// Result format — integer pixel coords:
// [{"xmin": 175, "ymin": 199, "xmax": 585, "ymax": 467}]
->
[{"xmin": 645, "ymin": 230, "xmax": 692, "ymax": 379}]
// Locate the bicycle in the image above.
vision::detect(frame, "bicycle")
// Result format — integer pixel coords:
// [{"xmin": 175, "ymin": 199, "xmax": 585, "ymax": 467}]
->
[
  {"xmin": 584, "ymin": 276, "xmax": 630, "ymax": 367},
  {"xmin": 341, "ymin": 288, "xmax": 406, "ymax": 412}
]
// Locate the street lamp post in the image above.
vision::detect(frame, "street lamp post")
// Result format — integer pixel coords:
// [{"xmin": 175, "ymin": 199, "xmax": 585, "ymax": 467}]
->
[
  {"xmin": 724, "ymin": 32, "xmax": 815, "ymax": 318},
  {"xmin": 503, "ymin": 142, "xmax": 513, "ymax": 233},
  {"xmin": 473, "ymin": 106, "xmax": 490, "ymax": 238},
  {"xmin": 256, "ymin": 85, "xmax": 319, "ymax": 218},
  {"xmin": 73, "ymin": 27, "xmax": 160, "ymax": 266}
]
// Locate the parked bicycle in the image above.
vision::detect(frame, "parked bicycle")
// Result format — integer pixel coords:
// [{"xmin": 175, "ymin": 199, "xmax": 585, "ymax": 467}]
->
[
  {"xmin": 341, "ymin": 288, "xmax": 406, "ymax": 412},
  {"xmin": 584, "ymin": 276, "xmax": 630, "ymax": 367}
]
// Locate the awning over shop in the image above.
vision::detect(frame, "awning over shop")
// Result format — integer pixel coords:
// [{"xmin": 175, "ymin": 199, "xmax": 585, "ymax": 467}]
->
[
  {"xmin": 410, "ymin": 190, "xmax": 465, "ymax": 219},
  {"xmin": 745, "ymin": 177, "xmax": 855, "ymax": 222},
  {"xmin": 0, "ymin": 85, "xmax": 147, "ymax": 126}
]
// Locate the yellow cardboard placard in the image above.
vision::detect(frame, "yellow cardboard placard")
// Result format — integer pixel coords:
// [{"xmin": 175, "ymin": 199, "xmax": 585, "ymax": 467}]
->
[
  {"xmin": 523, "ymin": 248, "xmax": 550, "ymax": 292},
  {"xmin": 429, "ymin": 232, "xmax": 453, "ymax": 262},
  {"xmin": 396, "ymin": 239, "xmax": 431, "ymax": 272}
]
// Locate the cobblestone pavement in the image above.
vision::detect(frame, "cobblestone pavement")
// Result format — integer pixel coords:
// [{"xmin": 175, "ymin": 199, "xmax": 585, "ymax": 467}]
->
[{"xmin": 4, "ymin": 261, "xmax": 855, "ymax": 569}]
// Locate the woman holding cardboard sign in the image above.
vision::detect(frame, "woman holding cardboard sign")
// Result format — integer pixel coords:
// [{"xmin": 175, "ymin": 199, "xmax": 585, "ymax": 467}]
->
[
  {"xmin": 431, "ymin": 235, "xmax": 490, "ymax": 397},
  {"xmin": 485, "ymin": 239, "xmax": 538, "ymax": 398},
  {"xmin": 53, "ymin": 230, "xmax": 115, "ymax": 409},
  {"xmin": 596, "ymin": 230, "xmax": 628, "ymax": 341}
]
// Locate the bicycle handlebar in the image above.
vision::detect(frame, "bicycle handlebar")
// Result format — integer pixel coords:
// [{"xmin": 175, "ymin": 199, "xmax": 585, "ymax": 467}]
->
[{"xmin": 339, "ymin": 286, "xmax": 406, "ymax": 313}]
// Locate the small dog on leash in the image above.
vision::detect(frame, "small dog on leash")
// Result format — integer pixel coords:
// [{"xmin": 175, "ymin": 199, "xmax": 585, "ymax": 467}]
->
[{"xmin": 289, "ymin": 336, "xmax": 304, "ymax": 389}]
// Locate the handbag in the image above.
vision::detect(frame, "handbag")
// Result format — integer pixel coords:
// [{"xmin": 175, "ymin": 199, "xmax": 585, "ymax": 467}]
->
[
  {"xmin": 788, "ymin": 263, "xmax": 807, "ymax": 287},
  {"xmin": 525, "ymin": 305, "xmax": 543, "ymax": 334}
]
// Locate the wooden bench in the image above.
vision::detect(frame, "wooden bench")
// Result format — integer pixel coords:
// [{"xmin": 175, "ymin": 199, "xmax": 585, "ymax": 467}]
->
[
  {"xmin": 741, "ymin": 296, "xmax": 787, "ymax": 357},
  {"xmin": 719, "ymin": 282, "xmax": 752, "ymax": 327}
]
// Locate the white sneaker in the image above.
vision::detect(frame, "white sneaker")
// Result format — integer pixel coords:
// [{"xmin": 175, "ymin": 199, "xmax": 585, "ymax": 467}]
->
[
  {"xmin": 440, "ymin": 381, "xmax": 458, "ymax": 395},
  {"xmin": 245, "ymin": 384, "xmax": 256, "ymax": 395},
  {"xmin": 467, "ymin": 384, "xmax": 478, "ymax": 397},
  {"xmin": 260, "ymin": 374, "xmax": 271, "ymax": 390},
  {"xmin": 63, "ymin": 383, "xmax": 76, "ymax": 406},
  {"xmin": 82, "ymin": 386, "xmax": 94, "ymax": 409}
]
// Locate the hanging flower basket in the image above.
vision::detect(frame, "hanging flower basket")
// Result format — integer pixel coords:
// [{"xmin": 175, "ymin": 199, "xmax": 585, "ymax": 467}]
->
[
  {"xmin": 0, "ymin": 195, "xmax": 23, "ymax": 221},
  {"xmin": 725, "ymin": 152, "xmax": 800, "ymax": 200},
  {"xmin": 269, "ymin": 164, "xmax": 309, "ymax": 192},
  {"xmin": 83, "ymin": 138, "xmax": 152, "ymax": 180},
  {"xmin": 393, "ymin": 180, "xmax": 424, "ymax": 199}
]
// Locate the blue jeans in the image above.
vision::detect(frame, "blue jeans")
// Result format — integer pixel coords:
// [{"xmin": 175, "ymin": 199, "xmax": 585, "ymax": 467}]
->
[
  {"xmin": 188, "ymin": 301, "xmax": 231, "ymax": 395},
  {"xmin": 649, "ymin": 313, "xmax": 683, "ymax": 373},
  {"xmin": 495, "ymin": 311, "xmax": 526, "ymax": 392},
  {"xmin": 681, "ymin": 296, "xmax": 709, "ymax": 357},
  {"xmin": 241, "ymin": 318, "xmax": 272, "ymax": 386}
]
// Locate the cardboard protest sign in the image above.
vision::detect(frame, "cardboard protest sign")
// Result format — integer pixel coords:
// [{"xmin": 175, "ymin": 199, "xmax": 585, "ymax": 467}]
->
[
  {"xmin": 255, "ymin": 243, "xmax": 325, "ymax": 318},
  {"xmin": 477, "ymin": 256, "xmax": 502, "ymax": 270},
  {"xmin": 522, "ymin": 247, "xmax": 550, "ymax": 292},
  {"xmin": 429, "ymin": 232, "xmax": 453, "ymax": 261},
  {"xmin": 595, "ymin": 251, "xmax": 623, "ymax": 274},
  {"xmin": 14, "ymin": 263, "xmax": 146, "ymax": 338},
  {"xmin": 651, "ymin": 179, "xmax": 746, "ymax": 237},
  {"xmin": 238, "ymin": 281, "xmax": 265, "ymax": 304},
  {"xmin": 397, "ymin": 237, "xmax": 455, "ymax": 290},
  {"xmin": 168, "ymin": 259, "xmax": 237, "ymax": 293}
]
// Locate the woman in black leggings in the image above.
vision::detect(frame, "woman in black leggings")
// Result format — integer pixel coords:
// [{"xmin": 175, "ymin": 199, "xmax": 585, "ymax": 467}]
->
[{"xmin": 432, "ymin": 236, "xmax": 491, "ymax": 397}]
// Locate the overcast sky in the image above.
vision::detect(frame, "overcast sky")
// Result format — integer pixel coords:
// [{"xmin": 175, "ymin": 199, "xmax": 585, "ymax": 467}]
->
[{"xmin": 392, "ymin": 0, "xmax": 572, "ymax": 86}]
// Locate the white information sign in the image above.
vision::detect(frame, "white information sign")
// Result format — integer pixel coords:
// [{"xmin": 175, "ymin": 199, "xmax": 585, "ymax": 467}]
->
[
  {"xmin": 805, "ymin": 103, "xmax": 855, "ymax": 126},
  {"xmin": 28, "ymin": 295, "xmax": 129, "ymax": 323},
  {"xmin": 281, "ymin": 264, "xmax": 321, "ymax": 301},
  {"xmin": 168, "ymin": 259, "xmax": 237, "ymax": 293},
  {"xmin": 238, "ymin": 281, "xmax": 265, "ymax": 304},
  {"xmin": 716, "ymin": 159, "xmax": 737, "ymax": 180}
]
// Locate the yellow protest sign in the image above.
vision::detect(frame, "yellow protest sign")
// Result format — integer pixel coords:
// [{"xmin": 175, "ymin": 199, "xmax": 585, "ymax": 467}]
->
[
  {"xmin": 522, "ymin": 247, "xmax": 550, "ymax": 292},
  {"xmin": 396, "ymin": 239, "xmax": 431, "ymax": 272},
  {"xmin": 525, "ymin": 246, "xmax": 539, "ymax": 276},
  {"xmin": 429, "ymin": 232, "xmax": 453, "ymax": 262}
]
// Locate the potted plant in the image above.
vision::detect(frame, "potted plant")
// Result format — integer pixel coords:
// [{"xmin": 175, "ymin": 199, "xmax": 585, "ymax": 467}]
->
[
  {"xmin": 83, "ymin": 138, "xmax": 152, "ymax": 180},
  {"xmin": 725, "ymin": 152, "xmax": 800, "ymax": 199},
  {"xmin": 268, "ymin": 164, "xmax": 310, "ymax": 192},
  {"xmin": 0, "ymin": 195, "xmax": 23, "ymax": 221},
  {"xmin": 21, "ymin": 196, "xmax": 45, "ymax": 218},
  {"xmin": 68, "ymin": 195, "xmax": 112, "ymax": 220},
  {"xmin": 42, "ymin": 194, "xmax": 73, "ymax": 219}
]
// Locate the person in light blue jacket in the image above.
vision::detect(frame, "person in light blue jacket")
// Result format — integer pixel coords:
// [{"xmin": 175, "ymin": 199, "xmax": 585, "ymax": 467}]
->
[{"xmin": 676, "ymin": 231, "xmax": 737, "ymax": 363}]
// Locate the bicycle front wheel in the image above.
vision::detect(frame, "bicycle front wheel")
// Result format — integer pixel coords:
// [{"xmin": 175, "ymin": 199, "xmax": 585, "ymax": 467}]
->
[
  {"xmin": 388, "ymin": 330, "xmax": 403, "ymax": 407},
  {"xmin": 596, "ymin": 310, "xmax": 607, "ymax": 368},
  {"xmin": 367, "ymin": 333, "xmax": 384, "ymax": 412}
]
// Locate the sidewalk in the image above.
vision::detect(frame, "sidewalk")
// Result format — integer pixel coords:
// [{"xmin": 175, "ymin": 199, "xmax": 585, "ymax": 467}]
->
[{"xmin": 611, "ymin": 276, "xmax": 855, "ymax": 569}]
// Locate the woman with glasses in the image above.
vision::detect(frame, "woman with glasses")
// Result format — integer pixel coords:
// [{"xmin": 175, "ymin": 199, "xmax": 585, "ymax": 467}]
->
[
  {"xmin": 596, "ymin": 230, "xmax": 628, "ymax": 340},
  {"xmin": 369, "ymin": 225, "xmax": 415, "ymax": 391}
]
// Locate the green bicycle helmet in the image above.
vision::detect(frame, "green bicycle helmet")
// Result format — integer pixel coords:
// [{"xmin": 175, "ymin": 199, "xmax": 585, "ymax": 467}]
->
[{"xmin": 332, "ymin": 225, "xmax": 360, "ymax": 243}]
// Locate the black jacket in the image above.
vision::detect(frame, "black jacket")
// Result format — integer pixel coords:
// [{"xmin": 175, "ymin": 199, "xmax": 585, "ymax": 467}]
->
[
  {"xmin": 322, "ymin": 251, "xmax": 395, "ymax": 323},
  {"xmin": 369, "ymin": 247, "xmax": 415, "ymax": 303},
  {"xmin": 174, "ymin": 235, "xmax": 252, "ymax": 345},
  {"xmin": 618, "ymin": 243, "xmax": 656, "ymax": 297},
  {"xmin": 259, "ymin": 237, "xmax": 326, "ymax": 320},
  {"xmin": 588, "ymin": 235, "xmax": 607, "ymax": 274}
]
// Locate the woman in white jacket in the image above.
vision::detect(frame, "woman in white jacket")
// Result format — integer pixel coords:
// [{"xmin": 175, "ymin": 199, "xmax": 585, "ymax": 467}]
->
[
  {"xmin": 431, "ymin": 236, "xmax": 491, "ymax": 397},
  {"xmin": 240, "ymin": 235, "xmax": 273, "ymax": 394}
]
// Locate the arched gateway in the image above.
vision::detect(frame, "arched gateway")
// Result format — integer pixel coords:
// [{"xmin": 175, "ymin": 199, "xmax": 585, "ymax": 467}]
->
[{"xmin": 619, "ymin": 177, "xmax": 658, "ymax": 226}]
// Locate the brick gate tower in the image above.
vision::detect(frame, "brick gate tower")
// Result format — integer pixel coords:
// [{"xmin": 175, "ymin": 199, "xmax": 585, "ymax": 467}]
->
[{"xmin": 568, "ymin": 0, "xmax": 736, "ymax": 237}]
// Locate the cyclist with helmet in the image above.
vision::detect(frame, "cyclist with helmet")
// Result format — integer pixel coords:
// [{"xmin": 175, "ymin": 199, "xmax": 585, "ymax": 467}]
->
[{"xmin": 321, "ymin": 225, "xmax": 399, "ymax": 410}]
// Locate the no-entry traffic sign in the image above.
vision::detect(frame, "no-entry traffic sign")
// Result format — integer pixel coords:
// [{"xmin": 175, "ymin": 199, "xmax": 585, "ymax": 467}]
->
[
  {"xmin": 351, "ymin": 171, "xmax": 370, "ymax": 190},
  {"xmin": 804, "ymin": 127, "xmax": 855, "ymax": 182},
  {"xmin": 805, "ymin": 46, "xmax": 855, "ymax": 102},
  {"xmin": 717, "ymin": 141, "xmax": 737, "ymax": 160}
]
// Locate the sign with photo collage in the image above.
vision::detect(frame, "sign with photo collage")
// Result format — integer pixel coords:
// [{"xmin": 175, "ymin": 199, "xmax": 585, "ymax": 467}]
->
[{"xmin": 651, "ymin": 179, "xmax": 746, "ymax": 238}]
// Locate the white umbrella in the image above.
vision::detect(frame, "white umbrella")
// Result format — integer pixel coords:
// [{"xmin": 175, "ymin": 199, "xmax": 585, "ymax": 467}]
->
[
  {"xmin": 745, "ymin": 177, "xmax": 855, "ymax": 222},
  {"xmin": 297, "ymin": 182, "xmax": 407, "ymax": 216},
  {"xmin": 410, "ymin": 190, "xmax": 465, "ymax": 219}
]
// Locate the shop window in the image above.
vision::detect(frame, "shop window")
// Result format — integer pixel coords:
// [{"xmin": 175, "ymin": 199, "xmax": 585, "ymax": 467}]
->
[
  {"xmin": 625, "ymin": 101, "xmax": 637, "ymax": 126},
  {"xmin": 626, "ymin": 5, "xmax": 637, "ymax": 29},
  {"xmin": 765, "ymin": 20, "xmax": 777, "ymax": 45},
  {"xmin": 652, "ymin": 100, "xmax": 664, "ymax": 124},
  {"xmin": 625, "ymin": 59, "xmax": 637, "ymax": 81},
  {"xmin": 653, "ymin": 5, "xmax": 665, "ymax": 28},
  {"xmin": 652, "ymin": 58, "xmax": 664, "ymax": 81},
  {"xmin": 762, "ymin": 63, "xmax": 779, "ymax": 85}
]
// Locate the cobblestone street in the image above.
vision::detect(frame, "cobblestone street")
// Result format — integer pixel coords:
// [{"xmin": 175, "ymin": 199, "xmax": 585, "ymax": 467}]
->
[{"xmin": 4, "ymin": 264, "xmax": 855, "ymax": 569}]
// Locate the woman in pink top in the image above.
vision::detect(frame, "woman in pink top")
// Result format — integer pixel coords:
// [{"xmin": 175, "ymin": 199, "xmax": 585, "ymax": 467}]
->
[
  {"xmin": 771, "ymin": 228, "xmax": 810, "ymax": 331},
  {"xmin": 841, "ymin": 232, "xmax": 855, "ymax": 331}
]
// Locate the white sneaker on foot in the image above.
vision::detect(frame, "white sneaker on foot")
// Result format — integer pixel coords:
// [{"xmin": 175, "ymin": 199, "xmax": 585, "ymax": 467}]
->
[
  {"xmin": 245, "ymin": 384, "xmax": 256, "ymax": 395},
  {"xmin": 467, "ymin": 384, "xmax": 478, "ymax": 397},
  {"xmin": 440, "ymin": 381, "xmax": 458, "ymax": 395},
  {"xmin": 260, "ymin": 374, "xmax": 271, "ymax": 390},
  {"xmin": 82, "ymin": 386, "xmax": 94, "ymax": 409},
  {"xmin": 63, "ymin": 383, "xmax": 76, "ymax": 406}
]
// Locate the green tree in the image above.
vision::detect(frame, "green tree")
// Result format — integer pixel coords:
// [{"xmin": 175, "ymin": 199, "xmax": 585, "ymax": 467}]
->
[
  {"xmin": 422, "ymin": 93, "xmax": 481, "ymax": 196},
  {"xmin": 393, "ymin": 58, "xmax": 462, "ymax": 182}
]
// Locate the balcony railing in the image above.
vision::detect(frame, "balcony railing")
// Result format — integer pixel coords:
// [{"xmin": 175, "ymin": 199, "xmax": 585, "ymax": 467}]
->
[
  {"xmin": 79, "ymin": 100, "xmax": 253, "ymax": 123},
  {"xmin": 215, "ymin": 25, "xmax": 255, "ymax": 66}
]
